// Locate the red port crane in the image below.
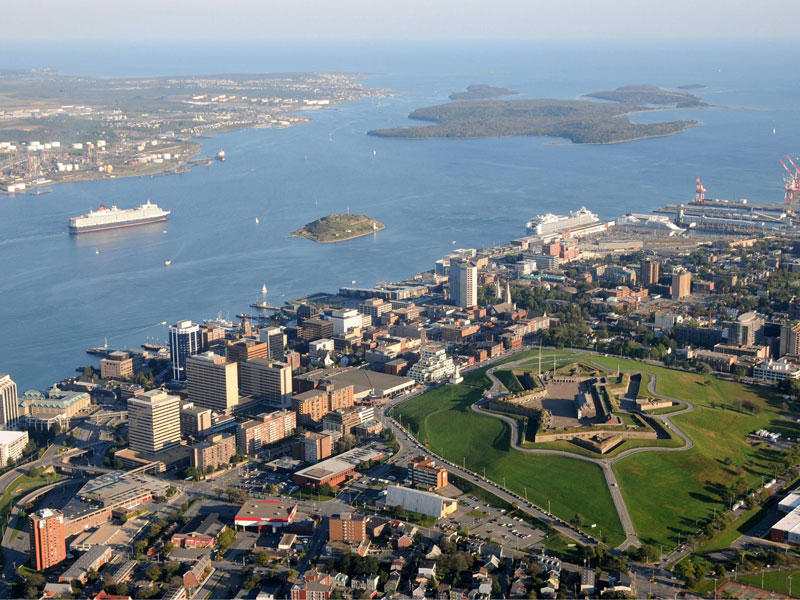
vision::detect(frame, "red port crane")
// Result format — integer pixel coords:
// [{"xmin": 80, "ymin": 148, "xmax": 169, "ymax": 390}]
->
[
  {"xmin": 695, "ymin": 176, "xmax": 706, "ymax": 202},
  {"xmin": 781, "ymin": 158, "xmax": 800, "ymax": 212}
]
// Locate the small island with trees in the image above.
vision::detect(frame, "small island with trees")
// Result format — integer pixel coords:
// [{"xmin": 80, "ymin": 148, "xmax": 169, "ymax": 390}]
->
[
  {"xmin": 449, "ymin": 84, "xmax": 520, "ymax": 100},
  {"xmin": 584, "ymin": 84, "xmax": 708, "ymax": 108},
  {"xmin": 291, "ymin": 213, "xmax": 386, "ymax": 243},
  {"xmin": 368, "ymin": 84, "xmax": 706, "ymax": 144}
]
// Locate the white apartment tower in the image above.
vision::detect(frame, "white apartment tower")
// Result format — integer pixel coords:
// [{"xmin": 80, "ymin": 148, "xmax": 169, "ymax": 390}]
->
[
  {"xmin": 0, "ymin": 374, "xmax": 19, "ymax": 429},
  {"xmin": 128, "ymin": 389, "xmax": 181, "ymax": 455}
]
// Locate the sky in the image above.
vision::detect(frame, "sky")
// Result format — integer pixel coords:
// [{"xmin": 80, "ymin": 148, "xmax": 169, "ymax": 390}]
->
[{"xmin": 6, "ymin": 0, "xmax": 799, "ymax": 42}]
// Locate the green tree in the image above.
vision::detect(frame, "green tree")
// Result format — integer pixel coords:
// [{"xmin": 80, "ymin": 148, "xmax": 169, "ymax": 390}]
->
[{"xmin": 145, "ymin": 564, "xmax": 162, "ymax": 581}]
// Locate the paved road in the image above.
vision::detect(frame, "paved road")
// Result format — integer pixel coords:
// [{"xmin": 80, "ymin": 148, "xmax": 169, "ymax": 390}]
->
[
  {"xmin": 0, "ymin": 445, "xmax": 86, "ymax": 597},
  {"xmin": 476, "ymin": 354, "xmax": 697, "ymax": 550}
]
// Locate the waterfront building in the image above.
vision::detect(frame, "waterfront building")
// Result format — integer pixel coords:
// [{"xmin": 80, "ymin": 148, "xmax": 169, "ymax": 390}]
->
[
  {"xmin": 185, "ymin": 352, "xmax": 238, "ymax": 412},
  {"xmin": 0, "ymin": 373, "xmax": 19, "ymax": 428},
  {"xmin": 100, "ymin": 351, "xmax": 135, "ymax": 380},
  {"xmin": 239, "ymin": 358, "xmax": 292, "ymax": 407},
  {"xmin": 128, "ymin": 389, "xmax": 181, "ymax": 455},
  {"xmin": 18, "ymin": 386, "xmax": 90, "ymax": 430},
  {"xmin": 296, "ymin": 304, "xmax": 319, "ymax": 325},
  {"xmin": 671, "ymin": 270, "xmax": 692, "ymax": 299},
  {"xmin": 450, "ymin": 259, "xmax": 477, "ymax": 308},
  {"xmin": 170, "ymin": 320, "xmax": 201, "ymax": 381},
  {"xmin": 0, "ymin": 430, "xmax": 28, "ymax": 465},
  {"xmin": 30, "ymin": 509, "xmax": 67, "ymax": 570}
]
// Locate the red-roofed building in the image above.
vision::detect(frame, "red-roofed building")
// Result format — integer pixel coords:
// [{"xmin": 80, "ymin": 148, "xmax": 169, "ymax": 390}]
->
[{"xmin": 234, "ymin": 499, "xmax": 298, "ymax": 532}]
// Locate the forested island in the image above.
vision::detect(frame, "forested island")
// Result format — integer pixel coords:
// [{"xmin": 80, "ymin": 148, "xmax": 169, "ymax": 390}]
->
[
  {"xmin": 368, "ymin": 84, "xmax": 705, "ymax": 144},
  {"xmin": 291, "ymin": 213, "xmax": 385, "ymax": 243},
  {"xmin": 449, "ymin": 84, "xmax": 519, "ymax": 100},
  {"xmin": 368, "ymin": 98, "xmax": 697, "ymax": 144},
  {"xmin": 584, "ymin": 84, "xmax": 708, "ymax": 108}
]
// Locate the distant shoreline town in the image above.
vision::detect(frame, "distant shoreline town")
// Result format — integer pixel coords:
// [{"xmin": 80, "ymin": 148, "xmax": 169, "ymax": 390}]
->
[{"xmin": 0, "ymin": 69, "xmax": 392, "ymax": 194}]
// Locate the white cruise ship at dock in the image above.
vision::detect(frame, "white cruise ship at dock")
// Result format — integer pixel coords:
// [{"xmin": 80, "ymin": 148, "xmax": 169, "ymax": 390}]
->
[
  {"xmin": 526, "ymin": 206, "xmax": 600, "ymax": 236},
  {"xmin": 69, "ymin": 200, "xmax": 170, "ymax": 234}
]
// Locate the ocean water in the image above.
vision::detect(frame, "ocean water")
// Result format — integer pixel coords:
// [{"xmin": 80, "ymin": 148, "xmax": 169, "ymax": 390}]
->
[{"xmin": 1, "ymin": 41, "xmax": 799, "ymax": 390}]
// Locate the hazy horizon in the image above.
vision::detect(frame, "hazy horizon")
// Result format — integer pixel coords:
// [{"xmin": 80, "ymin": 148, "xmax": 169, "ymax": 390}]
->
[{"xmin": 6, "ymin": 0, "xmax": 799, "ymax": 43}]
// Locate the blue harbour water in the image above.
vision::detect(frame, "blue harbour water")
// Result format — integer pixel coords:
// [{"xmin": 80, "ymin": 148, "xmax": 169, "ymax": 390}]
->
[{"xmin": 1, "ymin": 41, "xmax": 799, "ymax": 390}]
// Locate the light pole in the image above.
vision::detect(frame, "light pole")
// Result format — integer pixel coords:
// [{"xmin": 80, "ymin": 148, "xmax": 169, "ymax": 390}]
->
[{"xmin": 788, "ymin": 574, "xmax": 793, "ymax": 598}]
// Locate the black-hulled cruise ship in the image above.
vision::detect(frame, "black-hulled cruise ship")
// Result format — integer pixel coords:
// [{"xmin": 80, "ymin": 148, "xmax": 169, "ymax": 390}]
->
[{"xmin": 68, "ymin": 200, "xmax": 170, "ymax": 234}]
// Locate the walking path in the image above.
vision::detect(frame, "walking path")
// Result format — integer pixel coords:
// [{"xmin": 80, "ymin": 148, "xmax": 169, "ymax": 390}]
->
[{"xmin": 477, "ymin": 353, "xmax": 697, "ymax": 550}]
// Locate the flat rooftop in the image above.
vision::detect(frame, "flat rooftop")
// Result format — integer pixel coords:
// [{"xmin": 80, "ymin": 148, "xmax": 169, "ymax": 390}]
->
[
  {"xmin": 295, "ymin": 366, "xmax": 413, "ymax": 396},
  {"xmin": 0, "ymin": 430, "xmax": 27, "ymax": 445},
  {"xmin": 294, "ymin": 446, "xmax": 385, "ymax": 482},
  {"xmin": 234, "ymin": 499, "xmax": 298, "ymax": 526},
  {"xmin": 77, "ymin": 470, "xmax": 171, "ymax": 506}
]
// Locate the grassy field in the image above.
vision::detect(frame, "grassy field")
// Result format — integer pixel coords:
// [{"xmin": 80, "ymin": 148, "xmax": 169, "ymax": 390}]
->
[
  {"xmin": 394, "ymin": 360, "xmax": 626, "ymax": 546},
  {"xmin": 524, "ymin": 435, "xmax": 685, "ymax": 459},
  {"xmin": 739, "ymin": 568, "xmax": 800, "ymax": 597},
  {"xmin": 494, "ymin": 369, "xmax": 524, "ymax": 393},
  {"xmin": 596, "ymin": 356, "xmax": 796, "ymax": 547}
]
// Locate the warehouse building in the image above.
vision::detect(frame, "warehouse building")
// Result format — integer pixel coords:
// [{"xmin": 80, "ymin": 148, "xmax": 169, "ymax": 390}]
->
[
  {"xmin": 293, "ymin": 446, "xmax": 385, "ymax": 489},
  {"xmin": 385, "ymin": 485, "xmax": 458, "ymax": 519}
]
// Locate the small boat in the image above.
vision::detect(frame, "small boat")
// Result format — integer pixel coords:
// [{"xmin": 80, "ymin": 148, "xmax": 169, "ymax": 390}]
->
[
  {"xmin": 255, "ymin": 217, "xmax": 260, "ymax": 224},
  {"xmin": 351, "ymin": 280, "xmax": 357, "ymax": 284},
  {"xmin": 262, "ymin": 283, "xmax": 268, "ymax": 296},
  {"xmin": 773, "ymin": 128, "xmax": 777, "ymax": 134},
  {"xmin": 159, "ymin": 321, "xmax": 167, "ymax": 326},
  {"xmin": 95, "ymin": 249, "xmax": 99, "ymax": 255},
  {"xmin": 164, "ymin": 260, "xmax": 171, "ymax": 267},
  {"xmin": 373, "ymin": 150, "xmax": 377, "ymax": 156},
  {"xmin": 451, "ymin": 240, "xmax": 456, "ymax": 244},
  {"xmin": 162, "ymin": 230, "xmax": 167, "ymax": 234}
]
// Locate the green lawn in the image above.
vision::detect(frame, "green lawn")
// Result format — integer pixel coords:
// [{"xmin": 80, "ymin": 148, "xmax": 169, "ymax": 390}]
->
[
  {"xmin": 494, "ymin": 370, "xmax": 524, "ymax": 393},
  {"xmin": 694, "ymin": 501, "xmax": 766, "ymax": 554},
  {"xmin": 598, "ymin": 356, "xmax": 795, "ymax": 547},
  {"xmin": 740, "ymin": 568, "xmax": 800, "ymax": 597},
  {"xmin": 394, "ymin": 363, "xmax": 626, "ymax": 546},
  {"xmin": 524, "ymin": 435, "xmax": 685, "ymax": 459}
]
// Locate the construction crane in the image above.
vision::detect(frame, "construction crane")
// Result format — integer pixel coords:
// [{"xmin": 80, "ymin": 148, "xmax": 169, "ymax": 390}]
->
[
  {"xmin": 780, "ymin": 158, "xmax": 800, "ymax": 213},
  {"xmin": 695, "ymin": 176, "xmax": 707, "ymax": 202}
]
